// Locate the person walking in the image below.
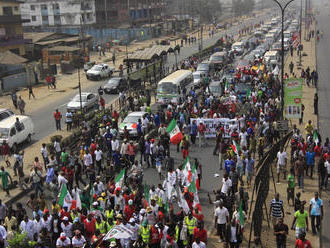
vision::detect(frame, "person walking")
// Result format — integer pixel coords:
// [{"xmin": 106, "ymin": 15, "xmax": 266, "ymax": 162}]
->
[
  {"xmin": 289, "ymin": 61, "xmax": 294, "ymax": 74},
  {"xmin": 198, "ymin": 122, "xmax": 206, "ymax": 148},
  {"xmin": 314, "ymin": 93, "xmax": 318, "ymax": 115},
  {"xmin": 214, "ymin": 201, "xmax": 229, "ymax": 243},
  {"xmin": 11, "ymin": 90, "xmax": 18, "ymax": 109},
  {"xmin": 28, "ymin": 85, "xmax": 35, "ymax": 99},
  {"xmin": 53, "ymin": 109, "xmax": 62, "ymax": 131},
  {"xmin": 291, "ymin": 203, "xmax": 308, "ymax": 238},
  {"xmin": 0, "ymin": 166, "xmax": 12, "ymax": 197},
  {"xmin": 29, "ymin": 167, "xmax": 43, "ymax": 197},
  {"xmin": 65, "ymin": 111, "xmax": 73, "ymax": 131},
  {"xmin": 270, "ymin": 193, "xmax": 285, "ymax": 228},
  {"xmin": 273, "ymin": 218, "xmax": 288, "ymax": 248},
  {"xmin": 309, "ymin": 192, "xmax": 323, "ymax": 234},
  {"xmin": 18, "ymin": 96, "xmax": 25, "ymax": 115}
]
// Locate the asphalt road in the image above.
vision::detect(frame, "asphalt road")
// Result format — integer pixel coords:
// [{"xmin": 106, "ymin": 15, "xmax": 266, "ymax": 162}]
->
[
  {"xmin": 315, "ymin": 1, "xmax": 330, "ymax": 246},
  {"xmin": 29, "ymin": 13, "xmax": 272, "ymax": 143}
]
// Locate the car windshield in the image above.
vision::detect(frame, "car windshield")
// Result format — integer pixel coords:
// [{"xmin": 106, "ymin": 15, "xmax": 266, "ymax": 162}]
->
[
  {"xmin": 107, "ymin": 79, "xmax": 120, "ymax": 85},
  {"xmin": 0, "ymin": 128, "xmax": 8, "ymax": 138},
  {"xmin": 91, "ymin": 66, "xmax": 102, "ymax": 71},
  {"xmin": 157, "ymin": 82, "xmax": 177, "ymax": 95},
  {"xmin": 123, "ymin": 115, "xmax": 140, "ymax": 123},
  {"xmin": 210, "ymin": 56, "xmax": 224, "ymax": 62},
  {"xmin": 73, "ymin": 95, "xmax": 87, "ymax": 102},
  {"xmin": 197, "ymin": 63, "xmax": 209, "ymax": 71},
  {"xmin": 210, "ymin": 85, "xmax": 221, "ymax": 93}
]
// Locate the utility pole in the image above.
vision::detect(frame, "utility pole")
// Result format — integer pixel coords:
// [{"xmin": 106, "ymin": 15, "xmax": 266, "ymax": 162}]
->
[{"xmin": 77, "ymin": 17, "xmax": 83, "ymax": 114}]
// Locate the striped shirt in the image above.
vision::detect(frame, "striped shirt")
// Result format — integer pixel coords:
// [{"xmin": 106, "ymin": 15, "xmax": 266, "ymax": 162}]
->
[{"xmin": 270, "ymin": 199, "xmax": 283, "ymax": 218}]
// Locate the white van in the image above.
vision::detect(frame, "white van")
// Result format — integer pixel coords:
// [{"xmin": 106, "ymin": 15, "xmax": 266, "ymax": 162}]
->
[
  {"xmin": 264, "ymin": 51, "xmax": 280, "ymax": 65},
  {"xmin": 231, "ymin": 42, "xmax": 244, "ymax": 55},
  {"xmin": 0, "ymin": 115, "xmax": 34, "ymax": 151}
]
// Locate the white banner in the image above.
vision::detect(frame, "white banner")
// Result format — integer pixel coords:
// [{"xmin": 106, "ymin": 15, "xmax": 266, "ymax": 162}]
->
[
  {"xmin": 104, "ymin": 225, "xmax": 134, "ymax": 240},
  {"xmin": 190, "ymin": 118, "xmax": 239, "ymax": 138}
]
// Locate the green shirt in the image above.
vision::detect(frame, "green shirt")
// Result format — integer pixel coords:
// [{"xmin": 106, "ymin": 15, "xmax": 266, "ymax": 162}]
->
[
  {"xmin": 61, "ymin": 152, "xmax": 68, "ymax": 163},
  {"xmin": 287, "ymin": 174, "xmax": 295, "ymax": 189},
  {"xmin": 0, "ymin": 171, "xmax": 9, "ymax": 189},
  {"xmin": 294, "ymin": 210, "xmax": 308, "ymax": 228}
]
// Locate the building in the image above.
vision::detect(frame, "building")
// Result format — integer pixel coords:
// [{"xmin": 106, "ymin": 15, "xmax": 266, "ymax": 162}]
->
[
  {"xmin": 94, "ymin": 0, "xmax": 164, "ymax": 27},
  {"xmin": 20, "ymin": 0, "xmax": 96, "ymax": 27},
  {"xmin": 0, "ymin": 0, "xmax": 28, "ymax": 55}
]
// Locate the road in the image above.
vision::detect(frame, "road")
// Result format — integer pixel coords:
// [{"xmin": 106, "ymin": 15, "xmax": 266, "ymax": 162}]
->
[
  {"xmin": 30, "ymin": 13, "xmax": 271, "ymax": 142},
  {"xmin": 315, "ymin": 1, "xmax": 330, "ymax": 246}
]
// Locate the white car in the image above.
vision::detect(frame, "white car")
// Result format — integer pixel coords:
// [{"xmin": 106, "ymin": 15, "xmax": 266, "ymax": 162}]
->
[
  {"xmin": 67, "ymin": 92, "xmax": 98, "ymax": 113},
  {"xmin": 86, "ymin": 64, "xmax": 115, "ymax": 80},
  {"xmin": 119, "ymin": 111, "xmax": 147, "ymax": 137},
  {"xmin": 0, "ymin": 115, "xmax": 34, "ymax": 151},
  {"xmin": 0, "ymin": 109, "xmax": 14, "ymax": 122}
]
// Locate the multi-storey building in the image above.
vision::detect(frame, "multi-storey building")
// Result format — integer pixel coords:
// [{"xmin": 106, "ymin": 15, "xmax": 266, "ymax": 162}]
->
[
  {"xmin": 20, "ymin": 0, "xmax": 96, "ymax": 27},
  {"xmin": 0, "ymin": 0, "xmax": 27, "ymax": 55}
]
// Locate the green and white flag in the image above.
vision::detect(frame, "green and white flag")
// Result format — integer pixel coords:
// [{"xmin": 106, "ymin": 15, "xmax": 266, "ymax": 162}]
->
[
  {"xmin": 313, "ymin": 130, "xmax": 319, "ymax": 144},
  {"xmin": 166, "ymin": 119, "xmax": 183, "ymax": 144},
  {"xmin": 115, "ymin": 168, "xmax": 126, "ymax": 188},
  {"xmin": 58, "ymin": 184, "xmax": 72, "ymax": 209}
]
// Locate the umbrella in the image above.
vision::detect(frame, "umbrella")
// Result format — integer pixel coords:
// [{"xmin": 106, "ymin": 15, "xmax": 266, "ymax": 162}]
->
[{"xmin": 103, "ymin": 225, "xmax": 134, "ymax": 240}]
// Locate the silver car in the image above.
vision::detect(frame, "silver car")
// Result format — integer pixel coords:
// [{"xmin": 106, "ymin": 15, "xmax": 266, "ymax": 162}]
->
[{"xmin": 67, "ymin": 92, "xmax": 98, "ymax": 113}]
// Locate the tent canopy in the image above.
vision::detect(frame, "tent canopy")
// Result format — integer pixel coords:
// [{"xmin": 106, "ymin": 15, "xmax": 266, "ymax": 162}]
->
[{"xmin": 124, "ymin": 45, "xmax": 179, "ymax": 63}]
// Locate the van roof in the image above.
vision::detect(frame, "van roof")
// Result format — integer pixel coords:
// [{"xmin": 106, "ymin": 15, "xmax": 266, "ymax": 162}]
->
[
  {"xmin": 0, "ymin": 115, "xmax": 30, "ymax": 128},
  {"xmin": 158, "ymin": 70, "xmax": 192, "ymax": 85},
  {"xmin": 209, "ymin": 81, "xmax": 221, "ymax": 86},
  {"xmin": 233, "ymin": 41, "xmax": 243, "ymax": 46},
  {"xmin": 264, "ymin": 51, "xmax": 278, "ymax": 56},
  {"xmin": 211, "ymin": 51, "xmax": 226, "ymax": 56}
]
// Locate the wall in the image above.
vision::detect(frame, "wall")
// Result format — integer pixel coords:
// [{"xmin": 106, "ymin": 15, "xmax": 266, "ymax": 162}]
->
[{"xmin": 0, "ymin": 1, "xmax": 21, "ymax": 16}]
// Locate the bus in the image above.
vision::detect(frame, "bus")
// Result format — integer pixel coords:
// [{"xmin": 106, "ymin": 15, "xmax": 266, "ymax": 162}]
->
[{"xmin": 156, "ymin": 70, "xmax": 193, "ymax": 105}]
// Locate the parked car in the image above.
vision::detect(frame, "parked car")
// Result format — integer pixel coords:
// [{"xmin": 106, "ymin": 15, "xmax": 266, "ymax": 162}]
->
[
  {"xmin": 86, "ymin": 64, "xmax": 115, "ymax": 80},
  {"xmin": 0, "ymin": 115, "xmax": 34, "ymax": 151},
  {"xmin": 119, "ymin": 111, "xmax": 147, "ymax": 137},
  {"xmin": 0, "ymin": 109, "xmax": 14, "ymax": 122},
  {"xmin": 84, "ymin": 61, "xmax": 96, "ymax": 72},
  {"xmin": 103, "ymin": 77, "xmax": 128, "ymax": 94},
  {"xmin": 67, "ymin": 92, "xmax": 98, "ymax": 113}
]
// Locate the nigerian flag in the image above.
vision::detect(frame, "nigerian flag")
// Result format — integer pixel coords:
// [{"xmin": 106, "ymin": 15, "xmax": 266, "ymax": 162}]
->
[
  {"xmin": 313, "ymin": 130, "xmax": 319, "ymax": 144},
  {"xmin": 166, "ymin": 119, "xmax": 183, "ymax": 144},
  {"xmin": 144, "ymin": 184, "xmax": 150, "ymax": 203},
  {"xmin": 58, "ymin": 184, "xmax": 72, "ymax": 209},
  {"xmin": 231, "ymin": 140, "xmax": 240, "ymax": 154},
  {"xmin": 115, "ymin": 168, "xmax": 126, "ymax": 188}
]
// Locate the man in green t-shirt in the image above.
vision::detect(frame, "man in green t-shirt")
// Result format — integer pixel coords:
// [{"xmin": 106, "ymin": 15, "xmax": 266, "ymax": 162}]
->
[
  {"xmin": 291, "ymin": 204, "xmax": 309, "ymax": 238},
  {"xmin": 287, "ymin": 167, "xmax": 295, "ymax": 206},
  {"xmin": 0, "ymin": 166, "xmax": 12, "ymax": 196}
]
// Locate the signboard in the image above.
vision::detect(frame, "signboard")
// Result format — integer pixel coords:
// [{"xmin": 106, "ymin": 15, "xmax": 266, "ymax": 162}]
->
[
  {"xmin": 190, "ymin": 118, "xmax": 239, "ymax": 138},
  {"xmin": 276, "ymin": 120, "xmax": 289, "ymax": 131},
  {"xmin": 284, "ymin": 78, "xmax": 303, "ymax": 119},
  {"xmin": 104, "ymin": 225, "xmax": 134, "ymax": 240}
]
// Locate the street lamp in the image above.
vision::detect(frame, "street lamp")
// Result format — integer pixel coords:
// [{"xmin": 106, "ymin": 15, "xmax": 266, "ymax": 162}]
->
[{"xmin": 272, "ymin": 0, "xmax": 295, "ymax": 119}]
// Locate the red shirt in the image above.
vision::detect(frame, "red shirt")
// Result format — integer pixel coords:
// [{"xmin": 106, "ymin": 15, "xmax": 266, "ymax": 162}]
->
[
  {"xmin": 193, "ymin": 227, "xmax": 207, "ymax": 243},
  {"xmin": 1, "ymin": 144, "xmax": 10, "ymax": 155},
  {"xmin": 157, "ymin": 211, "xmax": 165, "ymax": 223},
  {"xmin": 193, "ymin": 211, "xmax": 204, "ymax": 222},
  {"xmin": 295, "ymin": 239, "xmax": 312, "ymax": 248},
  {"xmin": 54, "ymin": 111, "xmax": 61, "ymax": 120},
  {"xmin": 84, "ymin": 218, "xmax": 96, "ymax": 238},
  {"xmin": 124, "ymin": 205, "xmax": 135, "ymax": 221},
  {"xmin": 150, "ymin": 225, "xmax": 160, "ymax": 244},
  {"xmin": 90, "ymin": 143, "xmax": 97, "ymax": 155}
]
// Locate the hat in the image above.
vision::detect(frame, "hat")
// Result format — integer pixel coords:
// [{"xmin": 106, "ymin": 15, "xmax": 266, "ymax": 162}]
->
[
  {"xmin": 116, "ymin": 214, "xmax": 123, "ymax": 219},
  {"xmin": 60, "ymin": 232, "xmax": 66, "ymax": 238},
  {"xmin": 92, "ymin": 202, "xmax": 98, "ymax": 206},
  {"xmin": 43, "ymin": 209, "xmax": 49, "ymax": 214},
  {"xmin": 140, "ymin": 209, "xmax": 146, "ymax": 214},
  {"xmin": 63, "ymin": 216, "xmax": 69, "ymax": 221},
  {"xmin": 129, "ymin": 218, "xmax": 135, "ymax": 223},
  {"xmin": 74, "ymin": 217, "xmax": 79, "ymax": 223},
  {"xmin": 128, "ymin": 199, "xmax": 133, "ymax": 205},
  {"xmin": 101, "ymin": 192, "xmax": 106, "ymax": 197},
  {"xmin": 110, "ymin": 241, "xmax": 117, "ymax": 247},
  {"xmin": 146, "ymin": 206, "xmax": 152, "ymax": 213}
]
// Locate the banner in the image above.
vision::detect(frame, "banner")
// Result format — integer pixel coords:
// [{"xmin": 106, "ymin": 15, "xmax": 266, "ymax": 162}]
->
[
  {"xmin": 284, "ymin": 78, "xmax": 303, "ymax": 119},
  {"xmin": 190, "ymin": 118, "xmax": 239, "ymax": 138},
  {"xmin": 104, "ymin": 225, "xmax": 134, "ymax": 240}
]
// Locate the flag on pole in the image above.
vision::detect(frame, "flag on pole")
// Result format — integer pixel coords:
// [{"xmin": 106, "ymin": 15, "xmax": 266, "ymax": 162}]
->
[
  {"xmin": 313, "ymin": 130, "xmax": 319, "ymax": 144},
  {"xmin": 178, "ymin": 190, "xmax": 190, "ymax": 215},
  {"xmin": 144, "ymin": 184, "xmax": 150, "ymax": 203},
  {"xmin": 182, "ymin": 157, "xmax": 192, "ymax": 182},
  {"xmin": 166, "ymin": 119, "xmax": 183, "ymax": 144},
  {"xmin": 193, "ymin": 192, "xmax": 201, "ymax": 212},
  {"xmin": 231, "ymin": 140, "xmax": 240, "ymax": 154},
  {"xmin": 115, "ymin": 168, "xmax": 126, "ymax": 188},
  {"xmin": 239, "ymin": 200, "xmax": 245, "ymax": 226},
  {"xmin": 74, "ymin": 192, "xmax": 82, "ymax": 210},
  {"xmin": 58, "ymin": 184, "xmax": 72, "ymax": 209}
]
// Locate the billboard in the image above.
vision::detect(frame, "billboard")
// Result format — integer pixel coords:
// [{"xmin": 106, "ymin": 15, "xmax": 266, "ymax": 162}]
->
[{"xmin": 284, "ymin": 78, "xmax": 303, "ymax": 119}]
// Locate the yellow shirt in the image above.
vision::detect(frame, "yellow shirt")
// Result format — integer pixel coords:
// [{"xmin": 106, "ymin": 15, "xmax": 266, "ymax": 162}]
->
[
  {"xmin": 4, "ymin": 216, "xmax": 17, "ymax": 232},
  {"xmin": 305, "ymin": 124, "xmax": 313, "ymax": 135}
]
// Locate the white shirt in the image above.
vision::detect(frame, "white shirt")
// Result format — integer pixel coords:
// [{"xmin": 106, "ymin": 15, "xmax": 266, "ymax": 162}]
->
[
  {"xmin": 168, "ymin": 171, "xmax": 177, "ymax": 186},
  {"xmin": 41, "ymin": 147, "xmax": 48, "ymax": 158},
  {"xmin": 214, "ymin": 206, "xmax": 229, "ymax": 224},
  {"xmin": 120, "ymin": 143, "xmax": 129, "ymax": 155},
  {"xmin": 20, "ymin": 219, "xmax": 36, "ymax": 240},
  {"xmin": 34, "ymin": 220, "xmax": 42, "ymax": 234},
  {"xmin": 277, "ymin": 151, "xmax": 287, "ymax": 165},
  {"xmin": 0, "ymin": 225, "xmax": 7, "ymax": 243},
  {"xmin": 58, "ymin": 174, "xmax": 68, "ymax": 188},
  {"xmin": 192, "ymin": 241, "xmax": 206, "ymax": 248},
  {"xmin": 95, "ymin": 150, "xmax": 103, "ymax": 161},
  {"xmin": 41, "ymin": 216, "xmax": 52, "ymax": 231},
  {"xmin": 56, "ymin": 237, "xmax": 71, "ymax": 247},
  {"xmin": 72, "ymin": 235, "xmax": 86, "ymax": 247},
  {"xmin": 221, "ymin": 178, "xmax": 232, "ymax": 194},
  {"xmin": 239, "ymin": 132, "xmax": 248, "ymax": 147},
  {"xmin": 83, "ymin": 153, "xmax": 93, "ymax": 167},
  {"xmin": 325, "ymin": 161, "xmax": 330, "ymax": 174},
  {"xmin": 54, "ymin": 141, "xmax": 61, "ymax": 153},
  {"xmin": 111, "ymin": 139, "xmax": 119, "ymax": 151},
  {"xmin": 61, "ymin": 222, "xmax": 73, "ymax": 238}
]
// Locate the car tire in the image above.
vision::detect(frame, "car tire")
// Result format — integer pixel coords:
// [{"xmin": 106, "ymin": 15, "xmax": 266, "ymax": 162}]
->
[{"xmin": 26, "ymin": 134, "xmax": 32, "ymax": 143}]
